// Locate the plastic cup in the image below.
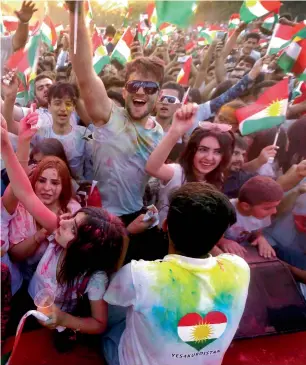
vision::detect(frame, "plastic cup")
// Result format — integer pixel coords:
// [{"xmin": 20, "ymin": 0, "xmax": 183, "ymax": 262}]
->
[{"xmin": 34, "ymin": 288, "xmax": 55, "ymax": 317}]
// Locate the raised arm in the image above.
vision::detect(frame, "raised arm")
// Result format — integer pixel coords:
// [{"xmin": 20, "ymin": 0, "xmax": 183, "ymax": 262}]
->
[
  {"xmin": 1, "ymin": 73, "xmax": 21, "ymax": 135},
  {"xmin": 1, "ymin": 116, "xmax": 58, "ymax": 233},
  {"xmin": 67, "ymin": 1, "xmax": 112, "ymax": 126},
  {"xmin": 12, "ymin": 1, "xmax": 37, "ymax": 51},
  {"xmin": 146, "ymin": 104, "xmax": 198, "ymax": 182}
]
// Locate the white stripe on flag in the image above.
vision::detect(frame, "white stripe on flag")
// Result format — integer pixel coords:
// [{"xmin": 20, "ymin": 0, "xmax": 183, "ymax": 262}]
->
[
  {"xmin": 286, "ymin": 42, "xmax": 302, "ymax": 60},
  {"xmin": 116, "ymin": 41, "xmax": 130, "ymax": 61},
  {"xmin": 268, "ymin": 37, "xmax": 289, "ymax": 52},
  {"xmin": 249, "ymin": 1, "xmax": 269, "ymax": 17},
  {"xmin": 178, "ymin": 323, "xmax": 227, "ymax": 342}
]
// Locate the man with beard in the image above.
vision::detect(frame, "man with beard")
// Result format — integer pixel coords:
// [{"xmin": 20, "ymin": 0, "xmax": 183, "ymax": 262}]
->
[
  {"xmin": 66, "ymin": 1, "xmax": 164, "ymax": 218},
  {"xmin": 223, "ymin": 135, "xmax": 256, "ymax": 199}
]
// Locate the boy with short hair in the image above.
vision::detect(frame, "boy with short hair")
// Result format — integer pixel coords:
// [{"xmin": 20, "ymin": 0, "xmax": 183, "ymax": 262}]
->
[
  {"xmin": 104, "ymin": 182, "xmax": 250, "ymax": 365},
  {"xmin": 31, "ymin": 82, "xmax": 92, "ymax": 180},
  {"xmin": 220, "ymin": 176, "xmax": 284, "ymax": 258}
]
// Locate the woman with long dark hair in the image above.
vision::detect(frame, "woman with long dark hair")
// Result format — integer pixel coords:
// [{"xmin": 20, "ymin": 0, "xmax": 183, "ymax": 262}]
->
[
  {"xmin": 1, "ymin": 115, "xmax": 126, "ymax": 335},
  {"xmin": 146, "ymin": 104, "xmax": 234, "ymax": 224}
]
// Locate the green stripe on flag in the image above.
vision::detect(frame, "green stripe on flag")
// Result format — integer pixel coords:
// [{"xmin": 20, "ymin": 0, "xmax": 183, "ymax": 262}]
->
[
  {"xmin": 278, "ymin": 51, "xmax": 298, "ymax": 73},
  {"xmin": 111, "ymin": 49, "xmax": 129, "ymax": 65},
  {"xmin": 240, "ymin": 116, "xmax": 284, "ymax": 136},
  {"xmin": 240, "ymin": 2, "xmax": 257, "ymax": 24},
  {"xmin": 93, "ymin": 55, "xmax": 110, "ymax": 75}
]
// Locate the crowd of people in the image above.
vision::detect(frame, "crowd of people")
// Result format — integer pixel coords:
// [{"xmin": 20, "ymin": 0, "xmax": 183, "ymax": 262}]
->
[{"xmin": 1, "ymin": 1, "xmax": 306, "ymax": 364}]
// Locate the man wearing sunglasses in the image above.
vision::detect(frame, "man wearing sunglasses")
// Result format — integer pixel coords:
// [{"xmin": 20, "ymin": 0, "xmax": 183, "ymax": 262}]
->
[
  {"xmin": 155, "ymin": 82, "xmax": 185, "ymax": 133},
  {"xmin": 67, "ymin": 1, "xmax": 164, "ymax": 219}
]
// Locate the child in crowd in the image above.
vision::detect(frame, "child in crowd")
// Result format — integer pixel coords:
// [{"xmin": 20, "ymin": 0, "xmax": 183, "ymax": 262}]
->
[
  {"xmin": 219, "ymin": 176, "xmax": 283, "ymax": 258},
  {"xmin": 103, "ymin": 182, "xmax": 250, "ymax": 365}
]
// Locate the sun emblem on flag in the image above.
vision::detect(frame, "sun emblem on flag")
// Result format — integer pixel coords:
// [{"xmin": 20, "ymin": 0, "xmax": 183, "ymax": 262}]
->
[
  {"xmin": 266, "ymin": 99, "xmax": 282, "ymax": 117},
  {"xmin": 246, "ymin": 0, "xmax": 258, "ymax": 7},
  {"xmin": 191, "ymin": 322, "xmax": 213, "ymax": 342}
]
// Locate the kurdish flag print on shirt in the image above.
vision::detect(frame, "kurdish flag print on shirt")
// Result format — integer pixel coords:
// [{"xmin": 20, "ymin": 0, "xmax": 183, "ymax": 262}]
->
[
  {"xmin": 177, "ymin": 312, "xmax": 227, "ymax": 351},
  {"xmin": 104, "ymin": 254, "xmax": 250, "ymax": 365},
  {"xmin": 240, "ymin": 0, "xmax": 281, "ymax": 24},
  {"xmin": 236, "ymin": 78, "xmax": 289, "ymax": 136}
]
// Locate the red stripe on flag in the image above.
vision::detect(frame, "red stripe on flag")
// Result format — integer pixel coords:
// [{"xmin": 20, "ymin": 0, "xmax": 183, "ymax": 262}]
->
[
  {"xmin": 178, "ymin": 313, "xmax": 202, "ymax": 327},
  {"xmin": 261, "ymin": 1, "xmax": 281, "ymax": 13}
]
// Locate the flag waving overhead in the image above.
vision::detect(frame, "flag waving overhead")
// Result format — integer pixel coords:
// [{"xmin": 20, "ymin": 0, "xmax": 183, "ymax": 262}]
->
[
  {"xmin": 240, "ymin": 1, "xmax": 281, "ymax": 24},
  {"xmin": 262, "ymin": 13, "xmax": 279, "ymax": 32},
  {"xmin": 111, "ymin": 27, "xmax": 134, "ymax": 66},
  {"xmin": 156, "ymin": 1, "xmax": 197, "ymax": 28},
  {"xmin": 236, "ymin": 78, "xmax": 289, "ymax": 135},
  {"xmin": 277, "ymin": 28, "xmax": 306, "ymax": 80},
  {"xmin": 177, "ymin": 56, "xmax": 192, "ymax": 86},
  {"xmin": 92, "ymin": 29, "xmax": 110, "ymax": 75},
  {"xmin": 266, "ymin": 24, "xmax": 292, "ymax": 55},
  {"xmin": 41, "ymin": 15, "xmax": 57, "ymax": 50},
  {"xmin": 228, "ymin": 14, "xmax": 240, "ymax": 36}
]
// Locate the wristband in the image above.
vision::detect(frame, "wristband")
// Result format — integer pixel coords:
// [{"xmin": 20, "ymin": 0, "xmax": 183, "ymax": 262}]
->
[{"xmin": 19, "ymin": 20, "xmax": 30, "ymax": 25}]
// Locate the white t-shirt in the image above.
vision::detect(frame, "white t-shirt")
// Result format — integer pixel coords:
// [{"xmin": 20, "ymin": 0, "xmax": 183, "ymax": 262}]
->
[
  {"xmin": 104, "ymin": 254, "xmax": 250, "ymax": 365},
  {"xmin": 1, "ymin": 35, "xmax": 13, "ymax": 77},
  {"xmin": 225, "ymin": 199, "xmax": 271, "ymax": 243},
  {"xmin": 31, "ymin": 125, "xmax": 93, "ymax": 180},
  {"xmin": 157, "ymin": 164, "xmax": 185, "ymax": 226},
  {"xmin": 92, "ymin": 102, "xmax": 163, "ymax": 216},
  {"xmin": 1, "ymin": 203, "xmax": 23, "ymax": 295},
  {"xmin": 28, "ymin": 242, "xmax": 108, "ymax": 312}
]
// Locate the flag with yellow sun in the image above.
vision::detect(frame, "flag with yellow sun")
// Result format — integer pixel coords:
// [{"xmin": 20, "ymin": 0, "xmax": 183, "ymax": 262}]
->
[
  {"xmin": 177, "ymin": 312, "xmax": 227, "ymax": 351},
  {"xmin": 236, "ymin": 78, "xmax": 289, "ymax": 136}
]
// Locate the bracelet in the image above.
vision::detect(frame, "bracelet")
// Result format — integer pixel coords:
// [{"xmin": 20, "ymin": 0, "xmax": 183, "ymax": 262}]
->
[{"xmin": 19, "ymin": 20, "xmax": 30, "ymax": 25}]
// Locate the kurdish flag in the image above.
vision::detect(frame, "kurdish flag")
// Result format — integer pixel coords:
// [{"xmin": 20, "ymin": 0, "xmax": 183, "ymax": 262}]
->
[
  {"xmin": 292, "ymin": 81, "xmax": 306, "ymax": 105},
  {"xmin": 177, "ymin": 312, "xmax": 227, "ymax": 351},
  {"xmin": 266, "ymin": 24, "xmax": 292, "ymax": 55},
  {"xmin": 156, "ymin": 1, "xmax": 196, "ymax": 28},
  {"xmin": 41, "ymin": 16, "xmax": 57, "ymax": 50},
  {"xmin": 147, "ymin": 3, "xmax": 157, "ymax": 30},
  {"xmin": 240, "ymin": 0, "xmax": 281, "ymax": 24},
  {"xmin": 236, "ymin": 78, "xmax": 289, "ymax": 136},
  {"xmin": 84, "ymin": 0, "xmax": 93, "ymax": 28},
  {"xmin": 262, "ymin": 13, "xmax": 279, "ymax": 32},
  {"xmin": 278, "ymin": 28, "xmax": 306, "ymax": 80},
  {"xmin": 228, "ymin": 14, "xmax": 240, "ymax": 36},
  {"xmin": 177, "ymin": 56, "xmax": 192, "ymax": 86},
  {"xmin": 198, "ymin": 26, "xmax": 222, "ymax": 45},
  {"xmin": 92, "ymin": 29, "xmax": 110, "ymax": 75},
  {"xmin": 111, "ymin": 27, "xmax": 134, "ymax": 66}
]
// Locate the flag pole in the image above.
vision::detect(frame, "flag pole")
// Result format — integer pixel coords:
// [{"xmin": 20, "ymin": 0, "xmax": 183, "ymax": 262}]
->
[
  {"xmin": 268, "ymin": 126, "xmax": 281, "ymax": 163},
  {"xmin": 182, "ymin": 87, "xmax": 191, "ymax": 104},
  {"xmin": 74, "ymin": 2, "xmax": 79, "ymax": 54}
]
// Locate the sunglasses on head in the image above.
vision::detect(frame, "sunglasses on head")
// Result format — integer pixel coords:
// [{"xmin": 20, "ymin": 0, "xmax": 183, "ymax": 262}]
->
[
  {"xmin": 125, "ymin": 80, "xmax": 160, "ymax": 95},
  {"xmin": 198, "ymin": 121, "xmax": 232, "ymax": 132},
  {"xmin": 158, "ymin": 94, "xmax": 181, "ymax": 104}
]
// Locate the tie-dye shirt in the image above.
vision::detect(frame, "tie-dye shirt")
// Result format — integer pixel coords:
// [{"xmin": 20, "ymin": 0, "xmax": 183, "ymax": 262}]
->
[
  {"xmin": 92, "ymin": 103, "xmax": 163, "ymax": 216},
  {"xmin": 104, "ymin": 254, "xmax": 250, "ymax": 365}
]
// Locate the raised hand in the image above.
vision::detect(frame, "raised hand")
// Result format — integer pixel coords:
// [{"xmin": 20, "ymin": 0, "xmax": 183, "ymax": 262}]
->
[
  {"xmin": 258, "ymin": 145, "xmax": 278, "ymax": 165},
  {"xmin": 170, "ymin": 103, "xmax": 198, "ymax": 136},
  {"xmin": 14, "ymin": 1, "xmax": 38, "ymax": 23},
  {"xmin": 1, "ymin": 70, "xmax": 19, "ymax": 99},
  {"xmin": 18, "ymin": 104, "xmax": 39, "ymax": 141}
]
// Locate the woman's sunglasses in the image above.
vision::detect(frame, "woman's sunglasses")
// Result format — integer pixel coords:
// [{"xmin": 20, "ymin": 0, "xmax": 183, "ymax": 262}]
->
[
  {"xmin": 198, "ymin": 121, "xmax": 232, "ymax": 132},
  {"xmin": 158, "ymin": 94, "xmax": 181, "ymax": 104},
  {"xmin": 125, "ymin": 80, "xmax": 160, "ymax": 95}
]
